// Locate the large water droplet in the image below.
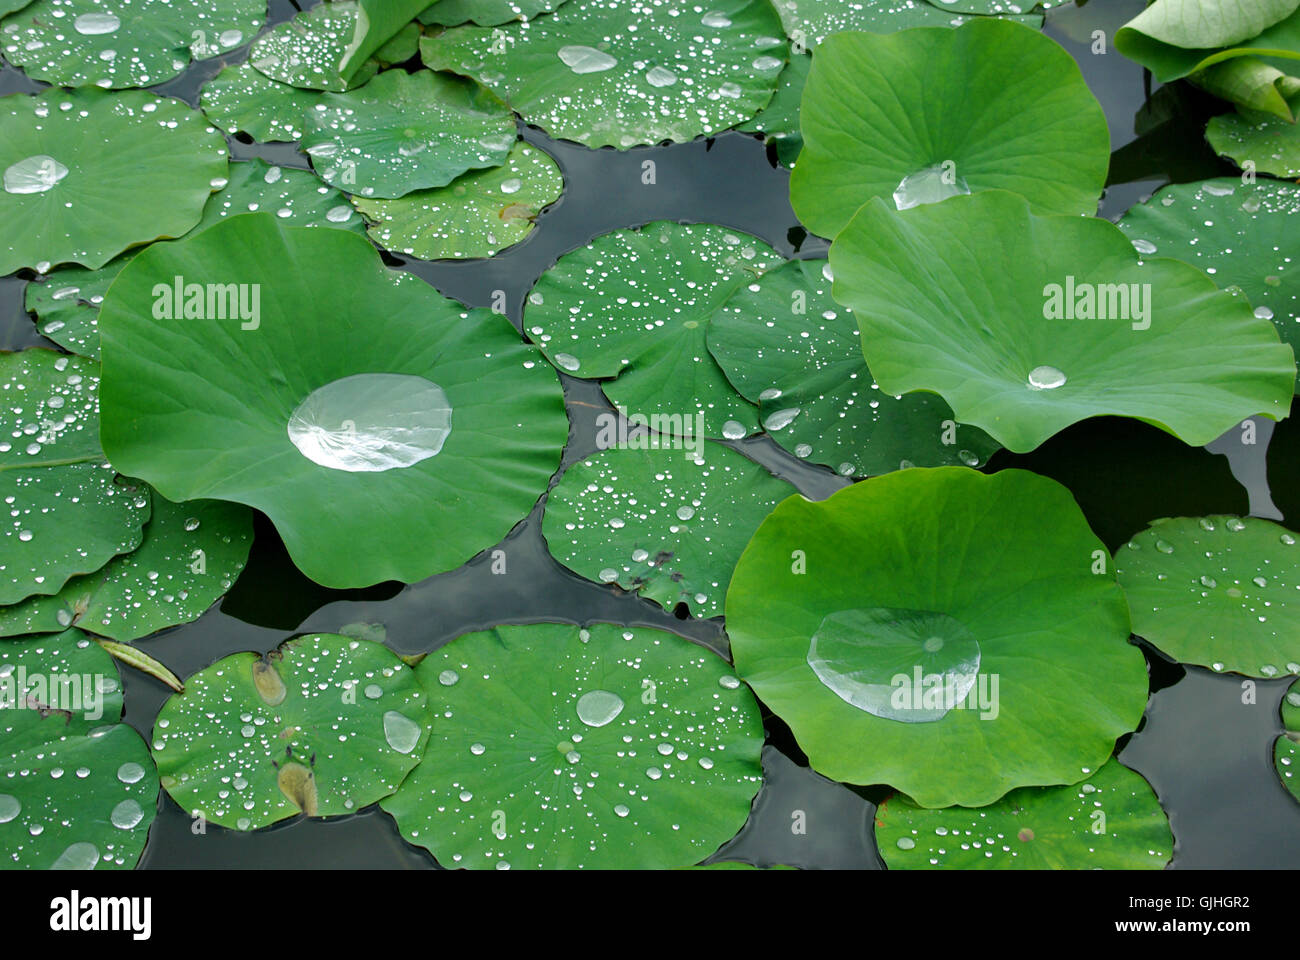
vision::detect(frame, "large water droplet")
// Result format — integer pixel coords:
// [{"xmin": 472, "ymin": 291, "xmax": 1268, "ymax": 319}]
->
[
  {"xmin": 0, "ymin": 794, "xmax": 19, "ymax": 823},
  {"xmin": 383, "ymin": 710, "xmax": 421, "ymax": 754},
  {"xmin": 51, "ymin": 842, "xmax": 99, "ymax": 869},
  {"xmin": 74, "ymin": 12, "xmax": 121, "ymax": 35},
  {"xmin": 576, "ymin": 689, "xmax": 624, "ymax": 727},
  {"xmin": 287, "ymin": 374, "xmax": 452, "ymax": 472},
  {"xmin": 111, "ymin": 798, "xmax": 144, "ymax": 830},
  {"xmin": 645, "ymin": 66, "xmax": 677, "ymax": 87},
  {"xmin": 4, "ymin": 155, "xmax": 69, "ymax": 195},
  {"xmin": 116, "ymin": 762, "xmax": 145, "ymax": 784},
  {"xmin": 701, "ymin": 11, "xmax": 732, "ymax": 27},
  {"xmin": 807, "ymin": 607, "xmax": 981, "ymax": 723},
  {"xmin": 557, "ymin": 45, "xmax": 618, "ymax": 74},
  {"xmin": 892, "ymin": 164, "xmax": 970, "ymax": 211},
  {"xmin": 1027, "ymin": 365, "xmax": 1066, "ymax": 390}
]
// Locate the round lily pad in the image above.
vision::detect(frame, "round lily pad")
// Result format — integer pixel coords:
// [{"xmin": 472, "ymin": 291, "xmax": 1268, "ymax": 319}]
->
[
  {"xmin": 0, "ymin": 87, "xmax": 228, "ymax": 277},
  {"xmin": 152, "ymin": 633, "xmax": 432, "ymax": 831},
  {"xmin": 707, "ymin": 258, "xmax": 1000, "ymax": 475},
  {"xmin": 200, "ymin": 62, "xmax": 327, "ymax": 142},
  {"xmin": 0, "ymin": 0, "xmax": 264, "ymax": 89},
  {"xmin": 353, "ymin": 141, "xmax": 563, "ymax": 259},
  {"xmin": 2, "ymin": 350, "xmax": 150, "ymax": 605},
  {"xmin": 0, "ymin": 492, "xmax": 254, "ymax": 641},
  {"xmin": 876, "ymin": 759, "xmax": 1172, "ymax": 869},
  {"xmin": 1115, "ymin": 515, "xmax": 1300, "ymax": 677},
  {"xmin": 789, "ymin": 18, "xmax": 1108, "ymax": 239},
  {"xmin": 97, "ymin": 213, "xmax": 567, "ymax": 588},
  {"xmin": 524, "ymin": 221, "xmax": 782, "ymax": 439},
  {"xmin": 772, "ymin": 0, "xmax": 1042, "ymax": 48},
  {"xmin": 829, "ymin": 189, "xmax": 1296, "ymax": 454},
  {"xmin": 541, "ymin": 440, "xmax": 795, "ymax": 618},
  {"xmin": 1276, "ymin": 678, "xmax": 1300, "ymax": 802},
  {"xmin": 420, "ymin": 0, "xmax": 571, "ymax": 27},
  {"xmin": 1207, "ymin": 111, "xmax": 1300, "ymax": 178},
  {"xmin": 726, "ymin": 466, "xmax": 1150, "ymax": 807},
  {"xmin": 419, "ymin": 0, "xmax": 787, "ymax": 149},
  {"xmin": 380, "ymin": 622, "xmax": 765, "ymax": 869},
  {"xmin": 1118, "ymin": 178, "xmax": 1300, "ymax": 393},
  {"xmin": 0, "ymin": 629, "xmax": 158, "ymax": 869},
  {"xmin": 249, "ymin": 0, "xmax": 377, "ymax": 92},
  {"xmin": 23, "ymin": 258, "xmax": 123, "ymax": 358},
  {"xmin": 301, "ymin": 68, "xmax": 516, "ymax": 199}
]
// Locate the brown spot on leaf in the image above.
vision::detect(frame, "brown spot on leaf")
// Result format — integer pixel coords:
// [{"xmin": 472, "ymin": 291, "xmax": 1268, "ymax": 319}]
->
[{"xmin": 277, "ymin": 762, "xmax": 318, "ymax": 816}]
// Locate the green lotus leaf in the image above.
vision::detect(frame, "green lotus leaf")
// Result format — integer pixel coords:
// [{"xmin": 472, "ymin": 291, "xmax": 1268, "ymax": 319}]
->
[
  {"xmin": 2, "ymin": 350, "xmax": 150, "ymax": 605},
  {"xmin": 0, "ymin": 87, "xmax": 228, "ymax": 276},
  {"xmin": 1276, "ymin": 678, "xmax": 1300, "ymax": 802},
  {"xmin": 419, "ymin": 0, "xmax": 786, "ymax": 149},
  {"xmin": 789, "ymin": 19, "xmax": 1106, "ymax": 239},
  {"xmin": 541, "ymin": 439, "xmax": 795, "ymax": 618},
  {"xmin": 372, "ymin": 21, "xmax": 421, "ymax": 66},
  {"xmin": 419, "ymin": 0, "xmax": 570, "ymax": 27},
  {"xmin": 1115, "ymin": 515, "xmax": 1300, "ymax": 677},
  {"xmin": 1193, "ymin": 55, "xmax": 1300, "ymax": 121},
  {"xmin": 152, "ymin": 632, "xmax": 432, "ymax": 831},
  {"xmin": 736, "ymin": 52, "xmax": 807, "ymax": 165},
  {"xmin": 0, "ymin": 0, "xmax": 32, "ymax": 16},
  {"xmin": 707, "ymin": 258, "xmax": 1000, "ymax": 476},
  {"xmin": 249, "ymin": 0, "xmax": 377, "ymax": 92},
  {"xmin": 917, "ymin": 0, "xmax": 1063, "ymax": 13},
  {"xmin": 876, "ymin": 759, "xmax": 1172, "ymax": 869},
  {"xmin": 97, "ymin": 213, "xmax": 567, "ymax": 588},
  {"xmin": 353, "ymin": 140, "xmax": 563, "ymax": 259},
  {"xmin": 24, "ymin": 158, "xmax": 364, "ymax": 358},
  {"xmin": 1115, "ymin": 2, "xmax": 1300, "ymax": 83},
  {"xmin": 0, "ymin": 0, "xmax": 264, "ymax": 89},
  {"xmin": 200, "ymin": 62, "xmax": 327, "ymax": 142},
  {"xmin": 301, "ymin": 68, "xmax": 516, "ymax": 199},
  {"xmin": 0, "ymin": 629, "xmax": 158, "ymax": 869},
  {"xmin": 1207, "ymin": 109, "xmax": 1300, "ymax": 177},
  {"xmin": 380, "ymin": 622, "xmax": 764, "ymax": 869},
  {"xmin": 829, "ymin": 190, "xmax": 1296, "ymax": 453},
  {"xmin": 0, "ymin": 493, "xmax": 253, "ymax": 641},
  {"xmin": 338, "ymin": 0, "xmax": 431, "ymax": 81},
  {"xmin": 773, "ymin": 0, "xmax": 1041, "ymax": 48},
  {"xmin": 726, "ymin": 467, "xmax": 1150, "ymax": 807},
  {"xmin": 1117, "ymin": 178, "xmax": 1300, "ymax": 393},
  {"xmin": 524, "ymin": 221, "xmax": 782, "ymax": 438}
]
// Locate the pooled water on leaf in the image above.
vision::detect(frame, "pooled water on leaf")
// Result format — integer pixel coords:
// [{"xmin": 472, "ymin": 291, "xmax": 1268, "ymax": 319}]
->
[
  {"xmin": 383, "ymin": 710, "xmax": 422, "ymax": 754},
  {"xmin": 74, "ymin": 13, "xmax": 122, "ymax": 35},
  {"xmin": 287, "ymin": 373, "xmax": 453, "ymax": 472},
  {"xmin": 576, "ymin": 689, "xmax": 624, "ymax": 727},
  {"xmin": 558, "ymin": 45, "xmax": 618, "ymax": 74},
  {"xmin": 4, "ymin": 155, "xmax": 69, "ymax": 195},
  {"xmin": 892, "ymin": 164, "xmax": 971, "ymax": 211},
  {"xmin": 51, "ymin": 842, "xmax": 99, "ymax": 869}
]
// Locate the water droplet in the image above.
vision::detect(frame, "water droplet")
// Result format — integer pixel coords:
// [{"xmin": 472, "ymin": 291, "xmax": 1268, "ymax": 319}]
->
[
  {"xmin": 383, "ymin": 710, "xmax": 421, "ymax": 754},
  {"xmin": 614, "ymin": 803, "xmax": 630, "ymax": 817},
  {"xmin": 676, "ymin": 505, "xmax": 695, "ymax": 521},
  {"xmin": 0, "ymin": 794, "xmax": 19, "ymax": 823},
  {"xmin": 763, "ymin": 407, "xmax": 800, "ymax": 431},
  {"xmin": 1131, "ymin": 238, "xmax": 1157, "ymax": 255},
  {"xmin": 1255, "ymin": 305, "xmax": 1275, "ymax": 320},
  {"xmin": 1027, "ymin": 365, "xmax": 1066, "ymax": 390},
  {"xmin": 721, "ymin": 420, "xmax": 746, "ymax": 440},
  {"xmin": 1200, "ymin": 575, "xmax": 1217, "ymax": 588},
  {"xmin": 719, "ymin": 675, "xmax": 740, "ymax": 689},
  {"xmin": 1155, "ymin": 539, "xmax": 1174, "ymax": 554},
  {"xmin": 287, "ymin": 374, "xmax": 452, "ymax": 472},
  {"xmin": 326, "ymin": 204, "xmax": 353, "ymax": 223},
  {"xmin": 51, "ymin": 842, "xmax": 99, "ymax": 869},
  {"xmin": 4, "ymin": 155, "xmax": 69, "ymax": 195},
  {"xmin": 893, "ymin": 164, "xmax": 971, "ymax": 211},
  {"xmin": 117, "ymin": 762, "xmax": 145, "ymax": 784},
  {"xmin": 364, "ymin": 683, "xmax": 382, "ymax": 699},
  {"xmin": 554, "ymin": 352, "xmax": 581, "ymax": 372},
  {"xmin": 438, "ymin": 669, "xmax": 460, "ymax": 686},
  {"xmin": 470, "ymin": 742, "xmax": 485, "ymax": 755},
  {"xmin": 74, "ymin": 12, "xmax": 120, "ymax": 35},
  {"xmin": 111, "ymin": 799, "xmax": 144, "ymax": 830},
  {"xmin": 17, "ymin": 530, "xmax": 33, "ymax": 542},
  {"xmin": 576, "ymin": 689, "xmax": 625, "ymax": 727},
  {"xmin": 896, "ymin": 836, "xmax": 916, "ymax": 850},
  {"xmin": 753, "ymin": 56, "xmax": 782, "ymax": 71},
  {"xmin": 702, "ymin": 11, "xmax": 732, "ymax": 27},
  {"xmin": 645, "ymin": 66, "xmax": 677, "ymax": 87},
  {"xmin": 558, "ymin": 45, "xmax": 618, "ymax": 74}
]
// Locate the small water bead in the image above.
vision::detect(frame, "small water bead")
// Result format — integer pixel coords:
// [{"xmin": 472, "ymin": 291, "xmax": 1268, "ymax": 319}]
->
[
  {"xmin": 557, "ymin": 45, "xmax": 618, "ymax": 74},
  {"xmin": 896, "ymin": 836, "xmax": 916, "ymax": 850},
  {"xmin": 1131, "ymin": 238, "xmax": 1158, "ymax": 256},
  {"xmin": 614, "ymin": 803, "xmax": 630, "ymax": 817},
  {"xmin": 1226, "ymin": 518, "xmax": 1246, "ymax": 532},
  {"xmin": 576, "ymin": 689, "xmax": 624, "ymax": 727},
  {"xmin": 554, "ymin": 353, "xmax": 581, "ymax": 372},
  {"xmin": 1200, "ymin": 575, "xmax": 1217, "ymax": 589},
  {"xmin": 364, "ymin": 683, "xmax": 382, "ymax": 700},
  {"xmin": 1255, "ymin": 306, "xmax": 1275, "ymax": 320},
  {"xmin": 74, "ymin": 12, "xmax": 121, "ymax": 35},
  {"xmin": 4, "ymin": 155, "xmax": 69, "ymax": 195},
  {"xmin": 656, "ymin": 742, "xmax": 674, "ymax": 756},
  {"xmin": 698, "ymin": 757, "xmax": 714, "ymax": 770},
  {"xmin": 1027, "ymin": 365, "xmax": 1066, "ymax": 390},
  {"xmin": 116, "ymin": 762, "xmax": 145, "ymax": 784},
  {"xmin": 470, "ymin": 743, "xmax": 485, "ymax": 755},
  {"xmin": 1198, "ymin": 518, "xmax": 1217, "ymax": 532},
  {"xmin": 1154, "ymin": 539, "xmax": 1174, "ymax": 554},
  {"xmin": 383, "ymin": 711, "xmax": 421, "ymax": 754},
  {"xmin": 631, "ymin": 549, "xmax": 649, "ymax": 563},
  {"xmin": 598, "ymin": 568, "xmax": 619, "ymax": 582},
  {"xmin": 111, "ymin": 799, "xmax": 144, "ymax": 830},
  {"xmin": 718, "ymin": 676, "xmax": 740, "ymax": 689},
  {"xmin": 500, "ymin": 178, "xmax": 522, "ymax": 194}
]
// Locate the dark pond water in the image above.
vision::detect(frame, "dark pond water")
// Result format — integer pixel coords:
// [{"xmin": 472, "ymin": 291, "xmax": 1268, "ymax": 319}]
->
[{"xmin": 1, "ymin": 0, "xmax": 1297, "ymax": 869}]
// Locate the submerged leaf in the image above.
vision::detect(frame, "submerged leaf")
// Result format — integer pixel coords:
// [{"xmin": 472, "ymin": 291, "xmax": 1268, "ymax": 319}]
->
[
  {"xmin": 1116, "ymin": 515, "xmax": 1300, "ymax": 678},
  {"xmin": 420, "ymin": 0, "xmax": 786, "ymax": 148},
  {"xmin": 98, "ymin": 213, "xmax": 567, "ymax": 588},
  {"xmin": 876, "ymin": 760, "xmax": 1172, "ymax": 869},
  {"xmin": 152, "ymin": 633, "xmax": 432, "ymax": 830},
  {"xmin": 726, "ymin": 467, "xmax": 1150, "ymax": 807},
  {"xmin": 380, "ymin": 622, "xmax": 764, "ymax": 869},
  {"xmin": 829, "ymin": 190, "xmax": 1295, "ymax": 453}
]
